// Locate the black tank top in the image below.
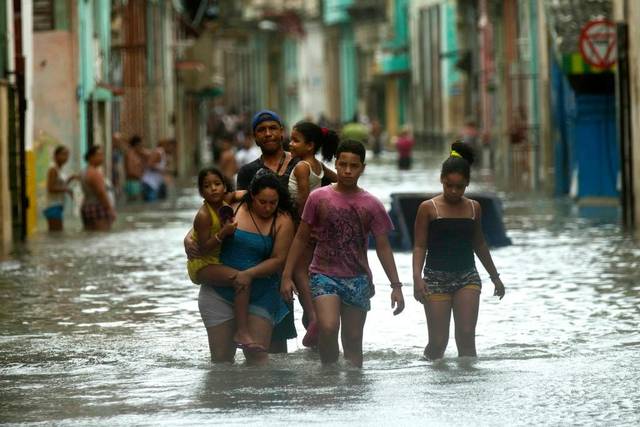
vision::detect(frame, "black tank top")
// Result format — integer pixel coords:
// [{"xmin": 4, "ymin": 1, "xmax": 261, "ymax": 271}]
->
[{"xmin": 424, "ymin": 199, "xmax": 476, "ymax": 272}]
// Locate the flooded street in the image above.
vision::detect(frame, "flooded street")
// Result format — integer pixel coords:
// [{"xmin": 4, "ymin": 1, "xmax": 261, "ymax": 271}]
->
[{"xmin": 2, "ymin": 151, "xmax": 640, "ymax": 425}]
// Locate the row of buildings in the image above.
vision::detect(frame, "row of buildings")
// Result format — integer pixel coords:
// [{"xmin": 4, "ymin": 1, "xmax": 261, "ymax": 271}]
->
[{"xmin": 1, "ymin": 0, "xmax": 640, "ymax": 256}]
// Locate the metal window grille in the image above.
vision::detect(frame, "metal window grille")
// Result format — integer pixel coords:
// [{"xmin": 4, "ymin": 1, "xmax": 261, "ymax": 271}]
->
[{"xmin": 33, "ymin": 0, "xmax": 55, "ymax": 32}]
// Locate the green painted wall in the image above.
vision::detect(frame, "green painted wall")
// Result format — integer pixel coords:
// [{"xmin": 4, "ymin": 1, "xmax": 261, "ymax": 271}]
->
[
  {"xmin": 78, "ymin": 0, "xmax": 111, "ymax": 157},
  {"xmin": 324, "ymin": 0, "xmax": 354, "ymax": 25},
  {"xmin": 394, "ymin": 0, "xmax": 409, "ymax": 47},
  {"xmin": 252, "ymin": 35, "xmax": 268, "ymax": 111},
  {"xmin": 528, "ymin": 0, "xmax": 540, "ymax": 187},
  {"xmin": 283, "ymin": 37, "xmax": 299, "ymax": 125},
  {"xmin": 380, "ymin": 0, "xmax": 410, "ymax": 74},
  {"xmin": 339, "ymin": 26, "xmax": 357, "ymax": 122},
  {"xmin": 78, "ymin": 0, "xmax": 92, "ymax": 158},
  {"xmin": 399, "ymin": 76, "xmax": 409, "ymax": 125},
  {"xmin": 0, "ymin": 3, "xmax": 7, "ymax": 77},
  {"xmin": 442, "ymin": 2, "xmax": 461, "ymax": 95},
  {"xmin": 54, "ymin": 0, "xmax": 71, "ymax": 31}
]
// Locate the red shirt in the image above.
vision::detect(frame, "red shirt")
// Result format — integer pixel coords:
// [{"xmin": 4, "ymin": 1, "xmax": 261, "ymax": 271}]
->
[{"xmin": 396, "ymin": 136, "xmax": 414, "ymax": 158}]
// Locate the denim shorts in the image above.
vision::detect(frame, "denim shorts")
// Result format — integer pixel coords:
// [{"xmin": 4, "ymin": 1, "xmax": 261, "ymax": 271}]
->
[
  {"xmin": 43, "ymin": 205, "xmax": 64, "ymax": 220},
  {"xmin": 310, "ymin": 273, "xmax": 371, "ymax": 311}
]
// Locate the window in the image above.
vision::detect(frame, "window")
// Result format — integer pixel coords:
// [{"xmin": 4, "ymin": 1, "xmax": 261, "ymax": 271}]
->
[{"xmin": 33, "ymin": 0, "xmax": 55, "ymax": 32}]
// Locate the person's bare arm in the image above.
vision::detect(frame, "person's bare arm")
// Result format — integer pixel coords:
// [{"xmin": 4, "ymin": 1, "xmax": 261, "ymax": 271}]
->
[
  {"xmin": 280, "ymin": 221, "xmax": 312, "ymax": 302},
  {"xmin": 374, "ymin": 233, "xmax": 405, "ymax": 315},
  {"xmin": 223, "ymin": 191, "xmax": 246, "ymax": 204},
  {"xmin": 471, "ymin": 201, "xmax": 505, "ymax": 299},
  {"xmin": 193, "ymin": 207, "xmax": 236, "ymax": 254},
  {"xmin": 184, "ymin": 224, "xmax": 239, "ymax": 286},
  {"xmin": 412, "ymin": 201, "xmax": 431, "ymax": 303},
  {"xmin": 293, "ymin": 162, "xmax": 311, "ymax": 211},
  {"xmin": 183, "ymin": 228, "xmax": 199, "ymax": 259}
]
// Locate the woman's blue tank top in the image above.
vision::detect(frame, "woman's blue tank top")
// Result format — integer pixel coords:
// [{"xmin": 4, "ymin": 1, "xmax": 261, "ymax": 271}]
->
[{"xmin": 215, "ymin": 229, "xmax": 279, "ymax": 302}]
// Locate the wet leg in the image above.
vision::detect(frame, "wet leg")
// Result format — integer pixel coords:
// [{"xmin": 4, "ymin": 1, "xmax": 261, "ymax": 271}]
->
[
  {"xmin": 313, "ymin": 295, "xmax": 342, "ymax": 365},
  {"xmin": 424, "ymin": 299, "xmax": 452, "ymax": 359},
  {"xmin": 294, "ymin": 246, "xmax": 317, "ymax": 324},
  {"xmin": 340, "ymin": 304, "xmax": 367, "ymax": 367},
  {"xmin": 48, "ymin": 219, "xmax": 62, "ymax": 231},
  {"xmin": 205, "ymin": 319, "xmax": 236, "ymax": 363},
  {"xmin": 452, "ymin": 288, "xmax": 480, "ymax": 357},
  {"xmin": 244, "ymin": 315, "xmax": 273, "ymax": 365},
  {"xmin": 232, "ymin": 284, "xmax": 254, "ymax": 347},
  {"xmin": 94, "ymin": 219, "xmax": 112, "ymax": 231}
]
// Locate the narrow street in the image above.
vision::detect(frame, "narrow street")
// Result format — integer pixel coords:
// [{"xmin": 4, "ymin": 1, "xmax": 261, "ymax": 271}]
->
[{"xmin": 1, "ymin": 151, "xmax": 639, "ymax": 425}]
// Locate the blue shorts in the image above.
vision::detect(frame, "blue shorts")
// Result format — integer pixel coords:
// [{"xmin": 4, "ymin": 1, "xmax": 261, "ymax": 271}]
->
[
  {"xmin": 310, "ymin": 273, "xmax": 371, "ymax": 311},
  {"xmin": 43, "ymin": 205, "xmax": 64, "ymax": 220}
]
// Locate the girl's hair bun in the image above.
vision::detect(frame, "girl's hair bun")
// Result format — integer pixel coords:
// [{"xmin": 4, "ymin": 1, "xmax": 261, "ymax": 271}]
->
[{"xmin": 451, "ymin": 141, "xmax": 474, "ymax": 166}]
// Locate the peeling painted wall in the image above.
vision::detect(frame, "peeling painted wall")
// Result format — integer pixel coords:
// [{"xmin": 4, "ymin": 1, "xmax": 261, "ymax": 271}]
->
[{"xmin": 33, "ymin": 31, "xmax": 79, "ymax": 220}]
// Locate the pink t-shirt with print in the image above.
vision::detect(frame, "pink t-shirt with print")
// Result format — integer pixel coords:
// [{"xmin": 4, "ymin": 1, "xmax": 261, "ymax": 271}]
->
[{"xmin": 301, "ymin": 185, "xmax": 393, "ymax": 278}]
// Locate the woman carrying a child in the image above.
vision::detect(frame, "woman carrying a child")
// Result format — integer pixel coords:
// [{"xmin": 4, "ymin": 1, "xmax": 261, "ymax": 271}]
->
[{"xmin": 186, "ymin": 170, "xmax": 295, "ymax": 364}]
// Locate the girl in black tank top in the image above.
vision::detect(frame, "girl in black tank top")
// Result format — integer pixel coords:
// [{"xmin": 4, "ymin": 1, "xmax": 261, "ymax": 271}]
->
[
  {"xmin": 425, "ymin": 198, "xmax": 477, "ymax": 272},
  {"xmin": 412, "ymin": 142, "xmax": 505, "ymax": 360}
]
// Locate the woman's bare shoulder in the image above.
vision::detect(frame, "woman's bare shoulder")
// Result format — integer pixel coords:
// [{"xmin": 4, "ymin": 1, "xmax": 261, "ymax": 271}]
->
[
  {"xmin": 85, "ymin": 166, "xmax": 103, "ymax": 181},
  {"xmin": 275, "ymin": 211, "xmax": 294, "ymax": 227},
  {"xmin": 418, "ymin": 198, "xmax": 436, "ymax": 212}
]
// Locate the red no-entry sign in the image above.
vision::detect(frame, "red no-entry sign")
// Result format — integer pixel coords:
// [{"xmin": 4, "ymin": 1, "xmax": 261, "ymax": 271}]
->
[{"xmin": 579, "ymin": 19, "xmax": 617, "ymax": 69}]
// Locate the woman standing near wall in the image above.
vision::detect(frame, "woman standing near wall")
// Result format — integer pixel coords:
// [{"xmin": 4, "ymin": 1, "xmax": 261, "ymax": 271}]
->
[{"xmin": 80, "ymin": 146, "xmax": 116, "ymax": 231}]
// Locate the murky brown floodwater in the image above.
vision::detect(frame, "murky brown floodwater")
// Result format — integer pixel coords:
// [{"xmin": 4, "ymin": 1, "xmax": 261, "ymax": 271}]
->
[{"xmin": 2, "ymin": 150, "xmax": 639, "ymax": 425}]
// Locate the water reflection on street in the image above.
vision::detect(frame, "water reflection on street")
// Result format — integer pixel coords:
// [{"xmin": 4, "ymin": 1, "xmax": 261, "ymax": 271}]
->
[{"xmin": 1, "ymin": 150, "xmax": 639, "ymax": 425}]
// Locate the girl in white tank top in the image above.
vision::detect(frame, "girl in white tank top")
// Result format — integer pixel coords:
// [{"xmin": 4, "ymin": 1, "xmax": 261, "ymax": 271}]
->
[
  {"xmin": 285, "ymin": 121, "xmax": 340, "ymax": 347},
  {"xmin": 287, "ymin": 121, "xmax": 339, "ymax": 213}
]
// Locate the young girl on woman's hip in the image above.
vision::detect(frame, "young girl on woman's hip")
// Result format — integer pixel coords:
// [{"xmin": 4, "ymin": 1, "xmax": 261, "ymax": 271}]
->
[{"xmin": 187, "ymin": 167, "xmax": 261, "ymax": 351}]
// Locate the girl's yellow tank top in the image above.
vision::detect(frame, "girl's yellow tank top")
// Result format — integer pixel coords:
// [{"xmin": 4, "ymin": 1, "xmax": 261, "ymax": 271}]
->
[{"xmin": 186, "ymin": 201, "xmax": 225, "ymax": 284}]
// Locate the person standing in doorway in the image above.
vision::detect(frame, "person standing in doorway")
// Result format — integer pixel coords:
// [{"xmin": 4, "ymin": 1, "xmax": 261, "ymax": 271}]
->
[
  {"xmin": 80, "ymin": 146, "xmax": 116, "ymax": 231},
  {"xmin": 141, "ymin": 144, "xmax": 168, "ymax": 202},
  {"xmin": 368, "ymin": 119, "xmax": 386, "ymax": 158},
  {"xmin": 44, "ymin": 145, "xmax": 77, "ymax": 231},
  {"xmin": 124, "ymin": 135, "xmax": 147, "ymax": 202},
  {"xmin": 111, "ymin": 132, "xmax": 126, "ymax": 202}
]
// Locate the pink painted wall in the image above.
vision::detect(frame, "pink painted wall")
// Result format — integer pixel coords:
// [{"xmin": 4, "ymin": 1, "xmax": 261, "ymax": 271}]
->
[
  {"xmin": 32, "ymin": 31, "xmax": 79, "ymax": 214},
  {"xmin": 33, "ymin": 31, "xmax": 79, "ymax": 163}
]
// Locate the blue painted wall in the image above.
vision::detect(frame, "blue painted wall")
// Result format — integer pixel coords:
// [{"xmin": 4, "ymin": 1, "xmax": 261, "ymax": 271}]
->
[
  {"xmin": 551, "ymin": 56, "xmax": 619, "ymax": 199},
  {"xmin": 566, "ymin": 94, "xmax": 618, "ymax": 198},
  {"xmin": 551, "ymin": 58, "xmax": 570, "ymax": 196}
]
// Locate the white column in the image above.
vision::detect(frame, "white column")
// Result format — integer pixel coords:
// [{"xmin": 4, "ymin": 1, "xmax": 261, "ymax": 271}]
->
[{"xmin": 21, "ymin": 0, "xmax": 34, "ymax": 151}]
